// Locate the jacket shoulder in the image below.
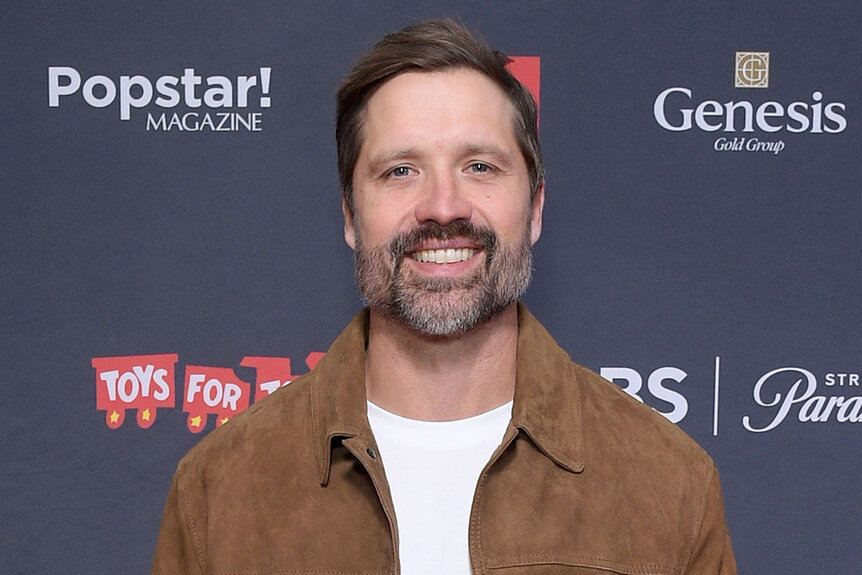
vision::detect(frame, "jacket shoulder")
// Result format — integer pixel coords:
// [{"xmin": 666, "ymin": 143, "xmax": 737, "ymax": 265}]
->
[
  {"xmin": 174, "ymin": 373, "xmax": 316, "ymax": 481},
  {"xmin": 573, "ymin": 361, "xmax": 714, "ymax": 477}
]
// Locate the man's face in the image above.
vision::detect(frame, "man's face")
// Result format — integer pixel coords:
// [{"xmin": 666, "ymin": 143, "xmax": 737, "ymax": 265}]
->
[{"xmin": 343, "ymin": 68, "xmax": 544, "ymax": 336}]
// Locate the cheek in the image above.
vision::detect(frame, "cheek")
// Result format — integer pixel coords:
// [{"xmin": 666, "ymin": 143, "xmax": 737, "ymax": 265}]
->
[
  {"xmin": 353, "ymin": 209, "xmax": 400, "ymax": 247},
  {"xmin": 485, "ymin": 201, "xmax": 533, "ymax": 239},
  {"xmin": 355, "ymin": 197, "xmax": 418, "ymax": 242}
]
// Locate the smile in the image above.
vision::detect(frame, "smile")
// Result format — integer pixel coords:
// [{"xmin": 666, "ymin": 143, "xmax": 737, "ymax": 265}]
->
[{"xmin": 411, "ymin": 248, "xmax": 476, "ymax": 264}]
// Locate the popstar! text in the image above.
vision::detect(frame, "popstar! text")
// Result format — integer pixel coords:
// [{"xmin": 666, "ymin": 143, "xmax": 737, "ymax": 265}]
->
[{"xmin": 48, "ymin": 66, "xmax": 272, "ymax": 120}]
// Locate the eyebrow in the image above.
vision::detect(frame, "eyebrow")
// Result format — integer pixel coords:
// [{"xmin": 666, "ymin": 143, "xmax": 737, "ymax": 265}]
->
[
  {"xmin": 367, "ymin": 144, "xmax": 515, "ymax": 171},
  {"xmin": 370, "ymin": 149, "xmax": 417, "ymax": 166},
  {"xmin": 462, "ymin": 144, "xmax": 515, "ymax": 168}
]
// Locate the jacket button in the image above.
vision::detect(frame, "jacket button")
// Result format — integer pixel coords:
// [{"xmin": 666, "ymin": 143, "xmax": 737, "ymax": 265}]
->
[{"xmin": 366, "ymin": 447, "xmax": 377, "ymax": 459}]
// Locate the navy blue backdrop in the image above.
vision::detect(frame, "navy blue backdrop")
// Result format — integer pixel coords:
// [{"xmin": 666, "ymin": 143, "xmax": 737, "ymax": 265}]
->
[{"xmin": 2, "ymin": 2, "xmax": 859, "ymax": 573}]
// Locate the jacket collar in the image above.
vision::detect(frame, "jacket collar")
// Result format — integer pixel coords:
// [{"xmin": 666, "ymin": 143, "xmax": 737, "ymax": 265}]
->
[
  {"xmin": 309, "ymin": 310, "xmax": 372, "ymax": 485},
  {"xmin": 310, "ymin": 303, "xmax": 585, "ymax": 485},
  {"xmin": 511, "ymin": 303, "xmax": 585, "ymax": 473}
]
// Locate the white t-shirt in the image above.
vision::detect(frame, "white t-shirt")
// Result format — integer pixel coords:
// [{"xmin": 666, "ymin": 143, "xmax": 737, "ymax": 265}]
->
[{"xmin": 366, "ymin": 400, "xmax": 513, "ymax": 575}]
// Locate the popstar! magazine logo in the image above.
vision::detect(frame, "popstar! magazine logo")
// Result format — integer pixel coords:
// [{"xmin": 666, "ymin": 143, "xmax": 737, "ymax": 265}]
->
[{"xmin": 48, "ymin": 66, "xmax": 272, "ymax": 132}]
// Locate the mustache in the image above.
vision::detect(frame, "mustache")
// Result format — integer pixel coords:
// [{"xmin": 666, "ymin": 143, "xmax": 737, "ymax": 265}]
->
[{"xmin": 387, "ymin": 221, "xmax": 498, "ymax": 263}]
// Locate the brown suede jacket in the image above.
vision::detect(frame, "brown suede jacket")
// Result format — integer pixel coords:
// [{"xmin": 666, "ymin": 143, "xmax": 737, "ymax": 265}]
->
[{"xmin": 152, "ymin": 304, "xmax": 737, "ymax": 575}]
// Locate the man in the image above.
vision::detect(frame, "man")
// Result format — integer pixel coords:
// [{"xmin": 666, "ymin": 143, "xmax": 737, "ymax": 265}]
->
[{"xmin": 152, "ymin": 20, "xmax": 737, "ymax": 575}]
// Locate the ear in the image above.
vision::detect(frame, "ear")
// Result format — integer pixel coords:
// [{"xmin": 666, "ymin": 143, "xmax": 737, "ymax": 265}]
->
[
  {"xmin": 342, "ymin": 195, "xmax": 356, "ymax": 250},
  {"xmin": 529, "ymin": 181, "xmax": 545, "ymax": 245}
]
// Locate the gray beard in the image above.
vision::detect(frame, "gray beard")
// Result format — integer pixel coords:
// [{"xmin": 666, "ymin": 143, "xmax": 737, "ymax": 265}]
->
[{"xmin": 353, "ymin": 219, "xmax": 533, "ymax": 336}]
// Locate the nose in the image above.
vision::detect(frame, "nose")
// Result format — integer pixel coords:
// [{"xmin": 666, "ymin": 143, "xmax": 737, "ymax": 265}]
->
[{"xmin": 413, "ymin": 168, "xmax": 472, "ymax": 226}]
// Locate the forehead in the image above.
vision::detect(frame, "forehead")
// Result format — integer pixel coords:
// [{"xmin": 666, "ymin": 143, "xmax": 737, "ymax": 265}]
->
[{"xmin": 359, "ymin": 68, "xmax": 518, "ymax": 154}]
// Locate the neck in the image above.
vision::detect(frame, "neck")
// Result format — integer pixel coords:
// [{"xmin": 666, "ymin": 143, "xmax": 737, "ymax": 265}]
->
[{"xmin": 365, "ymin": 305, "xmax": 519, "ymax": 421}]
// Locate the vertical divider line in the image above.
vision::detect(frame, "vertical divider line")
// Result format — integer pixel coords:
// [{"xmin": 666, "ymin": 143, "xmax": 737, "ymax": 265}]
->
[{"xmin": 713, "ymin": 356, "xmax": 721, "ymax": 436}]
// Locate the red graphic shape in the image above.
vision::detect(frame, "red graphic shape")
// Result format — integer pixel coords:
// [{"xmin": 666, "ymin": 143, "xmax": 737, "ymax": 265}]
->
[
  {"xmin": 506, "ymin": 56, "xmax": 541, "ymax": 120},
  {"xmin": 305, "ymin": 351, "xmax": 324, "ymax": 370},
  {"xmin": 241, "ymin": 352, "xmax": 326, "ymax": 402},
  {"xmin": 183, "ymin": 366, "xmax": 251, "ymax": 433},
  {"xmin": 92, "ymin": 354, "xmax": 178, "ymax": 429}
]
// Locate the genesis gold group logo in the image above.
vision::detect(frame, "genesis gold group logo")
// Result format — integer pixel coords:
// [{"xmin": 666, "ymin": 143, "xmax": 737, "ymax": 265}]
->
[
  {"xmin": 735, "ymin": 52, "xmax": 769, "ymax": 88},
  {"xmin": 653, "ymin": 50, "xmax": 847, "ymax": 154}
]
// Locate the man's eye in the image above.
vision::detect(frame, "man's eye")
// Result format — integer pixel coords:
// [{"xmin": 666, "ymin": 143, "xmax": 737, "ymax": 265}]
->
[
  {"xmin": 389, "ymin": 166, "xmax": 412, "ymax": 177},
  {"xmin": 469, "ymin": 162, "xmax": 491, "ymax": 173}
]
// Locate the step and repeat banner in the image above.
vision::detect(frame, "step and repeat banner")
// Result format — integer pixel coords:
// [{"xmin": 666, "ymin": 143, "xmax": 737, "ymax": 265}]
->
[{"xmin": 2, "ymin": 2, "xmax": 859, "ymax": 573}]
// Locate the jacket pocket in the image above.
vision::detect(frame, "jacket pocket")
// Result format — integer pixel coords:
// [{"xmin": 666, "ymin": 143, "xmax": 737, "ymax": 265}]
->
[{"xmin": 484, "ymin": 554, "xmax": 675, "ymax": 575}]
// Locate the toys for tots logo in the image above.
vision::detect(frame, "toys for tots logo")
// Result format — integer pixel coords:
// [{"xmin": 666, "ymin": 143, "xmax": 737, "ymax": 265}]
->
[
  {"xmin": 48, "ymin": 66, "xmax": 272, "ymax": 132},
  {"xmin": 742, "ymin": 367, "xmax": 861, "ymax": 432},
  {"xmin": 93, "ymin": 352, "xmax": 323, "ymax": 432},
  {"xmin": 653, "ymin": 51, "xmax": 848, "ymax": 154}
]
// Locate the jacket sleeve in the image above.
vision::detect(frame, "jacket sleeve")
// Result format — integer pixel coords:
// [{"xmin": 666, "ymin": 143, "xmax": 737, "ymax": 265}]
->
[
  {"xmin": 682, "ymin": 463, "xmax": 738, "ymax": 575},
  {"xmin": 151, "ymin": 471, "xmax": 206, "ymax": 575}
]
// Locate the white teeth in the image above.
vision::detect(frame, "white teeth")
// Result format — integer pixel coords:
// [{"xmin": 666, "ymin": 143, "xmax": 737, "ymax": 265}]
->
[{"xmin": 412, "ymin": 248, "xmax": 476, "ymax": 264}]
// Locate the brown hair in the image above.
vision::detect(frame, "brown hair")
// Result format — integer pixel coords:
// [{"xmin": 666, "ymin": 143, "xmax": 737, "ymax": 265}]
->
[{"xmin": 336, "ymin": 19, "xmax": 544, "ymax": 213}]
